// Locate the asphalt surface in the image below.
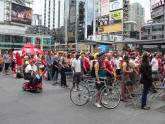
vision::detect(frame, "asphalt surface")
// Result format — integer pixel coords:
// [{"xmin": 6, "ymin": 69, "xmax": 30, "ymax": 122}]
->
[{"xmin": 0, "ymin": 73, "xmax": 165, "ymax": 124}]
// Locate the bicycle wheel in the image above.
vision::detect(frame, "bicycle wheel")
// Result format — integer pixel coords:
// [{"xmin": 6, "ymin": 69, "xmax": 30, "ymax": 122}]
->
[
  {"xmin": 100, "ymin": 86, "xmax": 121, "ymax": 109},
  {"xmin": 70, "ymin": 84, "xmax": 90, "ymax": 106}
]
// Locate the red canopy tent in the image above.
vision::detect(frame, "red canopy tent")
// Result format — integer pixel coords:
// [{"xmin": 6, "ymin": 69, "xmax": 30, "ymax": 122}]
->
[{"xmin": 20, "ymin": 43, "xmax": 44, "ymax": 55}]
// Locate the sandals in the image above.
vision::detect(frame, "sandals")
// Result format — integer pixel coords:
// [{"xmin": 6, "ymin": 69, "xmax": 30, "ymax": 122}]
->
[
  {"xmin": 141, "ymin": 106, "xmax": 151, "ymax": 110},
  {"xmin": 121, "ymin": 98, "xmax": 128, "ymax": 102}
]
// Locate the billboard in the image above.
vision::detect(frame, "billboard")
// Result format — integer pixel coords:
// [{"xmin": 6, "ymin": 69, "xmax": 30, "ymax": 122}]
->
[
  {"xmin": 101, "ymin": 0, "xmax": 109, "ymax": 16},
  {"xmin": 109, "ymin": 10, "xmax": 122, "ymax": 25},
  {"xmin": 150, "ymin": 0, "xmax": 164, "ymax": 10},
  {"xmin": 110, "ymin": 0, "xmax": 123, "ymax": 11},
  {"xmin": 98, "ymin": 15, "xmax": 109, "ymax": 26},
  {"xmin": 98, "ymin": 23, "xmax": 123, "ymax": 34},
  {"xmin": 11, "ymin": 3, "xmax": 32, "ymax": 25}
]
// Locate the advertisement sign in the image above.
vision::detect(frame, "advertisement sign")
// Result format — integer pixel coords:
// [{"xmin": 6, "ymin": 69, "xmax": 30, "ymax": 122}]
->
[
  {"xmin": 69, "ymin": 0, "xmax": 76, "ymax": 23},
  {"xmin": 109, "ymin": 10, "xmax": 122, "ymax": 25},
  {"xmin": 151, "ymin": 6, "xmax": 164, "ymax": 18},
  {"xmin": 150, "ymin": 0, "xmax": 164, "ymax": 10},
  {"xmin": 101, "ymin": 0, "xmax": 109, "ymax": 16},
  {"xmin": 98, "ymin": 23, "xmax": 123, "ymax": 34},
  {"xmin": 98, "ymin": 15, "xmax": 109, "ymax": 26},
  {"xmin": 109, "ymin": 35, "xmax": 122, "ymax": 42},
  {"xmin": 110, "ymin": 0, "xmax": 123, "ymax": 11},
  {"xmin": 11, "ymin": 3, "xmax": 32, "ymax": 25},
  {"xmin": 69, "ymin": 0, "xmax": 76, "ymax": 41},
  {"xmin": 98, "ymin": 45, "xmax": 109, "ymax": 52},
  {"xmin": 43, "ymin": 38, "xmax": 51, "ymax": 46}
]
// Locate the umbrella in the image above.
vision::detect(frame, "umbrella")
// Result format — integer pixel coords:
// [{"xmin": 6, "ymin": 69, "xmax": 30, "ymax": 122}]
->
[
  {"xmin": 20, "ymin": 43, "xmax": 45, "ymax": 55},
  {"xmin": 20, "ymin": 47, "xmax": 36, "ymax": 55}
]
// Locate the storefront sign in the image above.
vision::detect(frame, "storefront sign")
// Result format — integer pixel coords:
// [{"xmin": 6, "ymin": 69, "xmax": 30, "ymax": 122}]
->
[
  {"xmin": 151, "ymin": 6, "xmax": 164, "ymax": 18},
  {"xmin": 151, "ymin": 0, "xmax": 164, "ymax": 10}
]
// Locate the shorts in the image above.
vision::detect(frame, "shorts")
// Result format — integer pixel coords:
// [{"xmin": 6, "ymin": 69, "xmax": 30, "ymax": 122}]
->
[
  {"xmin": 73, "ymin": 72, "xmax": 81, "ymax": 84},
  {"xmin": 4, "ymin": 63, "xmax": 10, "ymax": 70}
]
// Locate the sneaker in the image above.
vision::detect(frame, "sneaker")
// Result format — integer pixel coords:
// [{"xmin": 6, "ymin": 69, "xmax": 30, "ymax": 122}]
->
[
  {"xmin": 94, "ymin": 103, "xmax": 102, "ymax": 108},
  {"xmin": 104, "ymin": 93, "xmax": 108, "ymax": 96},
  {"xmin": 73, "ymin": 88, "xmax": 77, "ymax": 92},
  {"xmin": 102, "ymin": 101, "xmax": 108, "ymax": 105},
  {"xmin": 77, "ymin": 88, "xmax": 82, "ymax": 91}
]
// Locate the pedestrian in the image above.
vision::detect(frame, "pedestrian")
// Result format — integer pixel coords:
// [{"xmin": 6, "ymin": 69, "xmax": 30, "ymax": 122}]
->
[
  {"xmin": 0, "ymin": 54, "xmax": 3, "ymax": 72},
  {"xmin": 52, "ymin": 55, "xmax": 59, "ymax": 85},
  {"xmin": 121, "ymin": 55, "xmax": 133, "ymax": 102},
  {"xmin": 46, "ymin": 51, "xmax": 53, "ymax": 81},
  {"xmin": 60, "ymin": 52, "xmax": 68, "ymax": 88},
  {"xmin": 3, "ymin": 51, "xmax": 10, "ymax": 75},
  {"xmin": 140, "ymin": 53, "xmax": 153, "ymax": 110},
  {"xmin": 72, "ymin": 53, "xmax": 81, "ymax": 91}
]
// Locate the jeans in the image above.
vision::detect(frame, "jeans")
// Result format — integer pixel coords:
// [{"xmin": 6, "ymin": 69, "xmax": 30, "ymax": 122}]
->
[
  {"xmin": 46, "ymin": 65, "xmax": 52, "ymax": 80},
  {"xmin": 61, "ymin": 68, "xmax": 67, "ymax": 86},
  {"xmin": 52, "ymin": 70, "xmax": 58, "ymax": 81},
  {"xmin": 141, "ymin": 85, "xmax": 150, "ymax": 108}
]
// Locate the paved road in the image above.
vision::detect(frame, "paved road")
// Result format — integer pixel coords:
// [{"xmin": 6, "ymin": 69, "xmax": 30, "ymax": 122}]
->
[{"xmin": 0, "ymin": 74, "xmax": 165, "ymax": 124}]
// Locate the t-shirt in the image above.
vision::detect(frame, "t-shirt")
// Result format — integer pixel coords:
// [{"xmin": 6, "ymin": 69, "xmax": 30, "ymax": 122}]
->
[
  {"xmin": 3, "ymin": 54, "xmax": 10, "ymax": 63},
  {"xmin": 105, "ymin": 60, "xmax": 113, "ymax": 73},
  {"xmin": 72, "ymin": 59, "xmax": 81, "ymax": 73},
  {"xmin": 114, "ymin": 58, "xmax": 120, "ymax": 69},
  {"xmin": 83, "ymin": 58, "xmax": 90, "ymax": 70},
  {"xmin": 25, "ymin": 64, "xmax": 32, "ymax": 73},
  {"xmin": 52, "ymin": 61, "xmax": 58, "ymax": 72},
  {"xmin": 151, "ymin": 58, "xmax": 158, "ymax": 72},
  {"xmin": 32, "ymin": 65, "xmax": 37, "ymax": 72},
  {"xmin": 95, "ymin": 61, "xmax": 107, "ymax": 77}
]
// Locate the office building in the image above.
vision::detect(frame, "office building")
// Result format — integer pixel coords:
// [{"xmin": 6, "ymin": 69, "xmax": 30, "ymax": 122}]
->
[
  {"xmin": 141, "ymin": 0, "xmax": 165, "ymax": 40},
  {"xmin": 129, "ymin": 2, "xmax": 145, "ymax": 31},
  {"xmin": 43, "ymin": 0, "xmax": 65, "ymax": 30}
]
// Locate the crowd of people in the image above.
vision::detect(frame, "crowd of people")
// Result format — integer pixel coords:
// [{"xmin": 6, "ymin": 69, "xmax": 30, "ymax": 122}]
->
[{"xmin": 0, "ymin": 48, "xmax": 165, "ymax": 109}]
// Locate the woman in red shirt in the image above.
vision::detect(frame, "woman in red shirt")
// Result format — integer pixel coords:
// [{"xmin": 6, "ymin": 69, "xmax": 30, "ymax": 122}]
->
[{"xmin": 83, "ymin": 54, "xmax": 90, "ymax": 74}]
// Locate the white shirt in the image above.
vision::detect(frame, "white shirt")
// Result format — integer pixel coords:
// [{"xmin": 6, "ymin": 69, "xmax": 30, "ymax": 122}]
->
[
  {"xmin": 25, "ymin": 64, "xmax": 32, "ymax": 73},
  {"xmin": 129, "ymin": 59, "xmax": 137, "ymax": 68},
  {"xmin": 151, "ymin": 58, "xmax": 158, "ymax": 71},
  {"xmin": 114, "ymin": 58, "xmax": 120, "ymax": 69},
  {"xmin": 72, "ymin": 58, "xmax": 81, "ymax": 73},
  {"xmin": 32, "ymin": 65, "xmax": 38, "ymax": 72}
]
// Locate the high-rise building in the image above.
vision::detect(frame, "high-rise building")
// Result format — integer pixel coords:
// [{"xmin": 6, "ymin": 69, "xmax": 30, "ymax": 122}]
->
[
  {"xmin": 129, "ymin": 2, "xmax": 145, "ymax": 31},
  {"xmin": 32, "ymin": 14, "xmax": 42, "ymax": 26},
  {"xmin": 43, "ymin": 0, "xmax": 65, "ymax": 30}
]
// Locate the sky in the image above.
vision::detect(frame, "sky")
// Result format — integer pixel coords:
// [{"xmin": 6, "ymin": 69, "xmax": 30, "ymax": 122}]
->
[{"xmin": 33, "ymin": 0, "xmax": 151, "ymax": 22}]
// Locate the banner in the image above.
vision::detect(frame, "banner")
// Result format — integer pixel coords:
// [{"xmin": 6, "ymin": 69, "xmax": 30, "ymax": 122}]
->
[
  {"xmin": 98, "ymin": 15, "xmax": 109, "ymax": 26},
  {"xmin": 109, "ymin": 10, "xmax": 122, "ymax": 25},
  {"xmin": 11, "ymin": 3, "xmax": 32, "ymax": 25},
  {"xmin": 98, "ymin": 23, "xmax": 123, "ymax": 34},
  {"xmin": 101, "ymin": 0, "xmax": 109, "ymax": 16},
  {"xmin": 110, "ymin": 0, "xmax": 123, "ymax": 11}
]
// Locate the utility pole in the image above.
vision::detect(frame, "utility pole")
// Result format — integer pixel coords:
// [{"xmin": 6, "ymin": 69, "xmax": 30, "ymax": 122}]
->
[
  {"xmin": 93, "ymin": 0, "xmax": 96, "ymax": 36},
  {"xmin": 65, "ymin": 0, "xmax": 68, "ymax": 46},
  {"xmin": 75, "ymin": 0, "xmax": 79, "ymax": 51},
  {"xmin": 84, "ymin": 0, "xmax": 88, "ymax": 39}
]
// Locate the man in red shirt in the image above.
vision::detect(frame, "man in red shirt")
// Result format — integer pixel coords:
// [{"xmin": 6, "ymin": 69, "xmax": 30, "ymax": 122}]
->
[{"xmin": 16, "ymin": 52, "xmax": 24, "ymax": 73}]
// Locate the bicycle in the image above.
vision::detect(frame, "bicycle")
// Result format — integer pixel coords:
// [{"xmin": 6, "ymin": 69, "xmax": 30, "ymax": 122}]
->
[{"xmin": 70, "ymin": 77, "xmax": 121, "ymax": 109}]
